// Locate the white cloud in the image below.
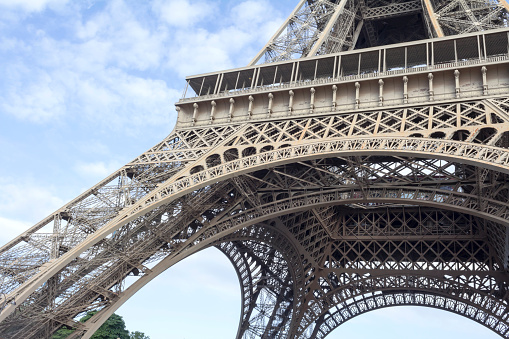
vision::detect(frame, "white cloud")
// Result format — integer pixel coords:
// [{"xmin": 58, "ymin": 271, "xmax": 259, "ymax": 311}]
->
[
  {"xmin": 1, "ymin": 68, "xmax": 67, "ymax": 123},
  {"xmin": 156, "ymin": 247, "xmax": 240, "ymax": 297},
  {"xmin": 0, "ymin": 32, "xmax": 180, "ymax": 130},
  {"xmin": 74, "ymin": 160, "xmax": 122, "ymax": 180},
  {"xmin": 0, "ymin": 37, "xmax": 29, "ymax": 53},
  {"xmin": 77, "ymin": 140, "xmax": 110, "ymax": 156},
  {"xmin": 232, "ymin": 0, "xmax": 274, "ymax": 29},
  {"xmin": 68, "ymin": 69, "xmax": 181, "ymax": 133},
  {"xmin": 166, "ymin": 27, "xmax": 236, "ymax": 77},
  {"xmin": 0, "ymin": 0, "xmax": 69, "ymax": 12},
  {"xmin": 164, "ymin": 0, "xmax": 286, "ymax": 77},
  {"xmin": 153, "ymin": 0, "xmax": 214, "ymax": 27},
  {"xmin": 0, "ymin": 217, "xmax": 31, "ymax": 247},
  {"xmin": 75, "ymin": 0, "xmax": 166, "ymax": 71},
  {"xmin": 0, "ymin": 178, "xmax": 65, "ymax": 223},
  {"xmin": 0, "ymin": 0, "xmax": 287, "ymax": 126}
]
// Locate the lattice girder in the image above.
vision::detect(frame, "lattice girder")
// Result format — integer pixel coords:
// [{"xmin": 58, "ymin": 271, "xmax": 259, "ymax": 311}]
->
[
  {"xmin": 250, "ymin": 0, "xmax": 509, "ymax": 64},
  {"xmin": 2, "ymin": 153, "xmax": 508, "ymax": 338},
  {"xmin": 3, "ymin": 117, "xmax": 504, "ymax": 338},
  {"xmin": 218, "ymin": 226, "xmax": 301, "ymax": 339}
]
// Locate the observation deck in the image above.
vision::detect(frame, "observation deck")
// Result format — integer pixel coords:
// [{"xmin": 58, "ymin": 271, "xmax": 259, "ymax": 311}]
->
[{"xmin": 176, "ymin": 28, "xmax": 509, "ymax": 128}]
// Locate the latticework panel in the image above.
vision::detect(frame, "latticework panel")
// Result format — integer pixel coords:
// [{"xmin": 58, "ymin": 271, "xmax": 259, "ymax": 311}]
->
[{"xmin": 251, "ymin": 0, "xmax": 509, "ymax": 64}]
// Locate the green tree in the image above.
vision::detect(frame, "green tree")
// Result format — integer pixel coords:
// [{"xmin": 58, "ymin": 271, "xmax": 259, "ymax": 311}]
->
[
  {"xmin": 81, "ymin": 312, "xmax": 130, "ymax": 339},
  {"xmin": 52, "ymin": 326, "xmax": 74, "ymax": 339},
  {"xmin": 130, "ymin": 331, "xmax": 150, "ymax": 339},
  {"xmin": 52, "ymin": 311, "xmax": 130, "ymax": 339}
]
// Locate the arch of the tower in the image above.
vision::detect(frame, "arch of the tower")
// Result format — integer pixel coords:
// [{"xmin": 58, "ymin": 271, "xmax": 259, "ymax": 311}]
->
[
  {"xmin": 80, "ymin": 153, "xmax": 509, "ymax": 338},
  {"xmin": 4, "ymin": 143, "xmax": 509, "ymax": 338}
]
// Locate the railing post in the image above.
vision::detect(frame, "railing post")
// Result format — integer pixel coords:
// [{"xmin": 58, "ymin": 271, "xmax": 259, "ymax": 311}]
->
[{"xmin": 428, "ymin": 73, "xmax": 434, "ymax": 101}]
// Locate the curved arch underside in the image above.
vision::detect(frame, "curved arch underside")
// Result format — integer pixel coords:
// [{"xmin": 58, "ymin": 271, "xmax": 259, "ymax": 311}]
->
[
  {"xmin": 3, "ymin": 93, "xmax": 509, "ymax": 338},
  {"xmin": 218, "ymin": 219, "xmax": 509, "ymax": 339},
  {"xmin": 5, "ymin": 152, "xmax": 509, "ymax": 338},
  {"xmin": 213, "ymin": 204, "xmax": 509, "ymax": 338},
  {"xmin": 3, "ymin": 153, "xmax": 509, "ymax": 338}
]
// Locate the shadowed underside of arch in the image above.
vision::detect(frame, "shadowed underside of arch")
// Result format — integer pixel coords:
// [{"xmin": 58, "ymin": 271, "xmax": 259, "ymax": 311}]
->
[
  {"xmin": 215, "ymin": 216, "xmax": 509, "ymax": 338},
  {"xmin": 3, "ymin": 135, "xmax": 509, "ymax": 338},
  {"xmin": 4, "ymin": 150, "xmax": 509, "ymax": 337},
  {"xmin": 217, "ymin": 216, "xmax": 509, "ymax": 339}
]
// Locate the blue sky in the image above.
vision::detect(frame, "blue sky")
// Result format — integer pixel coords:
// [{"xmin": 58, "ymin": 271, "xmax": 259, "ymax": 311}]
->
[{"xmin": 0, "ymin": 0, "xmax": 502, "ymax": 338}]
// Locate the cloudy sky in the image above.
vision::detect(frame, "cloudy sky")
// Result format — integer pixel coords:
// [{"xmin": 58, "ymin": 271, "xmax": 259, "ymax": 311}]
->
[{"xmin": 0, "ymin": 0, "xmax": 502, "ymax": 338}]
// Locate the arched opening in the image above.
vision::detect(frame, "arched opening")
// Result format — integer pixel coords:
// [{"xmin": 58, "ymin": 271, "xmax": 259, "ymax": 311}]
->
[
  {"xmin": 452, "ymin": 129, "xmax": 470, "ymax": 141},
  {"xmin": 224, "ymin": 148, "xmax": 239, "ymax": 161},
  {"xmin": 472, "ymin": 127, "xmax": 497, "ymax": 144},
  {"xmin": 242, "ymin": 147, "xmax": 257, "ymax": 157},
  {"xmin": 190, "ymin": 165, "xmax": 204, "ymax": 174},
  {"xmin": 326, "ymin": 306, "xmax": 499, "ymax": 339},
  {"xmin": 205, "ymin": 154, "xmax": 221, "ymax": 168},
  {"xmin": 430, "ymin": 131, "xmax": 446, "ymax": 139},
  {"xmin": 260, "ymin": 145, "xmax": 274, "ymax": 153}
]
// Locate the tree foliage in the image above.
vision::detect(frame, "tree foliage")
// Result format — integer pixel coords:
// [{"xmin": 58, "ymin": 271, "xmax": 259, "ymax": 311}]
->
[
  {"xmin": 52, "ymin": 326, "xmax": 74, "ymax": 339},
  {"xmin": 52, "ymin": 311, "xmax": 148, "ymax": 339},
  {"xmin": 130, "ymin": 331, "xmax": 150, "ymax": 339}
]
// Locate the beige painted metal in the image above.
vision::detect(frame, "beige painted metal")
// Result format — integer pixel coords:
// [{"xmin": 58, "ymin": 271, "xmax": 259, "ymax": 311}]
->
[
  {"xmin": 423, "ymin": 0, "xmax": 444, "ymax": 37},
  {"xmin": 500, "ymin": 0, "xmax": 509, "ymax": 13},
  {"xmin": 4, "ymin": 94, "xmax": 509, "ymax": 336},
  {"xmin": 248, "ymin": 0, "xmax": 307, "ymax": 66},
  {"xmin": 3, "ymin": 131, "xmax": 509, "ymax": 321},
  {"xmin": 306, "ymin": 0, "xmax": 348, "ymax": 57}
]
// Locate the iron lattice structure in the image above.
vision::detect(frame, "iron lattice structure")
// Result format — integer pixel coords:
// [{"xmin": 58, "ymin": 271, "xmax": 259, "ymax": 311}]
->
[{"xmin": 2, "ymin": 0, "xmax": 509, "ymax": 338}]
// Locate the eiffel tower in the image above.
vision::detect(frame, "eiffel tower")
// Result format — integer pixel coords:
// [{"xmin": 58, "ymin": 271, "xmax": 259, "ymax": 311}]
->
[{"xmin": 2, "ymin": 0, "xmax": 509, "ymax": 338}]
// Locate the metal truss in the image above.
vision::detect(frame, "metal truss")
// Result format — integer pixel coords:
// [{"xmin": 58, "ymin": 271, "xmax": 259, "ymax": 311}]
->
[
  {"xmin": 430, "ymin": 0, "xmax": 509, "ymax": 36},
  {"xmin": 3, "ymin": 2, "xmax": 509, "ymax": 338},
  {"xmin": 250, "ymin": 0, "xmax": 509, "ymax": 64},
  {"xmin": 2, "ymin": 94, "xmax": 509, "ymax": 337},
  {"xmin": 249, "ymin": 0, "xmax": 363, "ymax": 64},
  {"xmin": 218, "ymin": 225, "xmax": 301, "ymax": 339}
]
